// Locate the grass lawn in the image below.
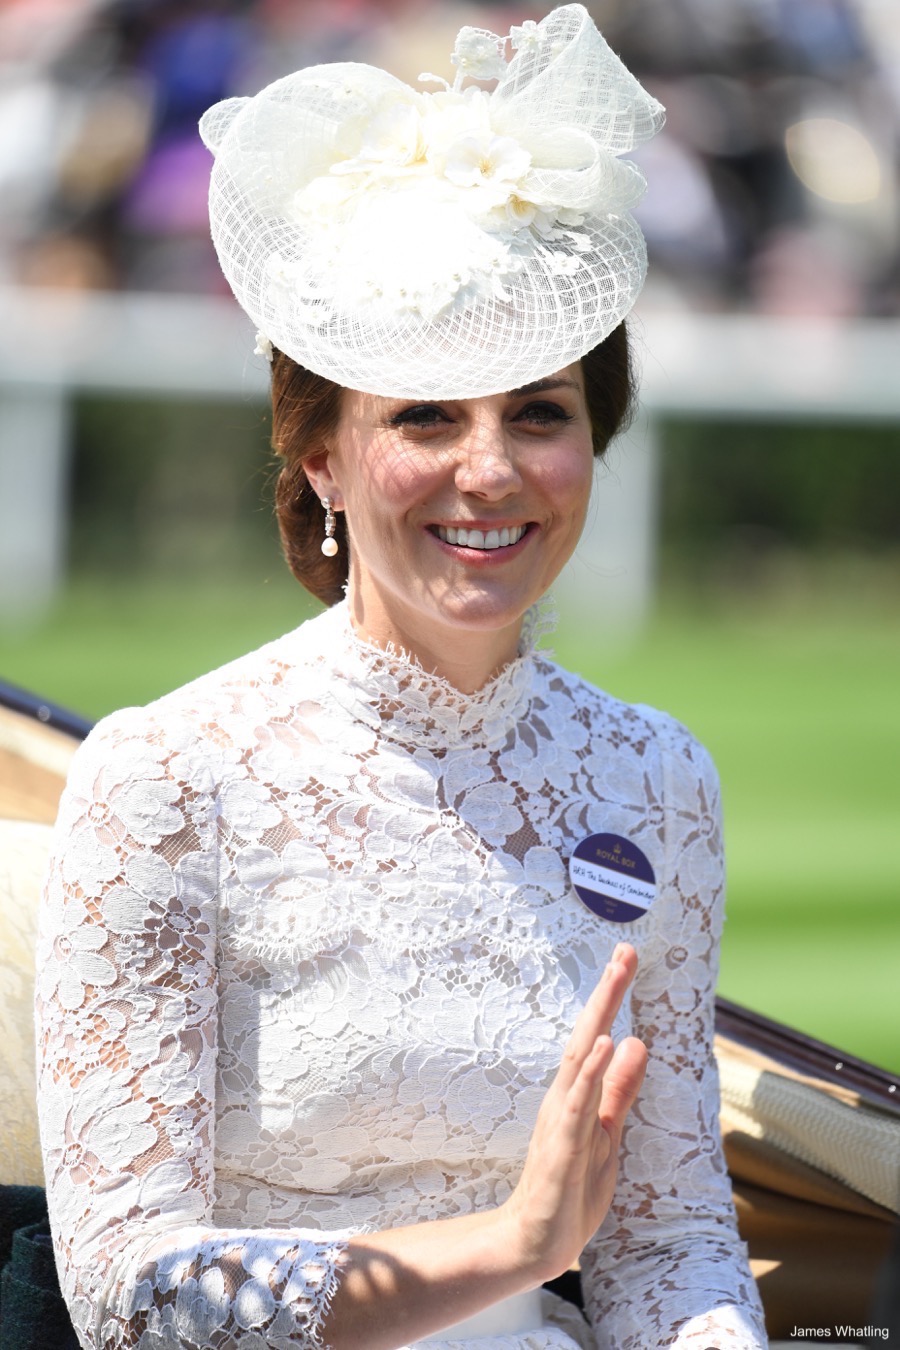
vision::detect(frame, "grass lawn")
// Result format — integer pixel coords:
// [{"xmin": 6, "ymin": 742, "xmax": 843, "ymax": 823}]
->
[{"xmin": 2, "ymin": 569, "xmax": 898, "ymax": 1074}]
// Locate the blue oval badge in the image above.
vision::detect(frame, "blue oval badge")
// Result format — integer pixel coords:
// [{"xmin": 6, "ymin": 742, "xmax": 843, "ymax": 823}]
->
[{"xmin": 569, "ymin": 832, "xmax": 656, "ymax": 924}]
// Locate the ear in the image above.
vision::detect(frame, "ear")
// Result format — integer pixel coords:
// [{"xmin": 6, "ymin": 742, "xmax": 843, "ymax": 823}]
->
[{"xmin": 303, "ymin": 449, "xmax": 344, "ymax": 510}]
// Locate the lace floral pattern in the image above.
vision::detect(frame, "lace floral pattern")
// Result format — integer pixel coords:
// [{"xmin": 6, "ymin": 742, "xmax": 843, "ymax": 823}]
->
[{"xmin": 36, "ymin": 601, "xmax": 767, "ymax": 1349}]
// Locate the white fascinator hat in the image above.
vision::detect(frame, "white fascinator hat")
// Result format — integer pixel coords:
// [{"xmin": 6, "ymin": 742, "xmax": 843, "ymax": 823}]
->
[{"xmin": 200, "ymin": 4, "xmax": 664, "ymax": 399}]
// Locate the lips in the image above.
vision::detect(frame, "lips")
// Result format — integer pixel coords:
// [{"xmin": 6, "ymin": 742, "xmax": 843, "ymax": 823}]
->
[{"xmin": 434, "ymin": 524, "xmax": 527, "ymax": 551}]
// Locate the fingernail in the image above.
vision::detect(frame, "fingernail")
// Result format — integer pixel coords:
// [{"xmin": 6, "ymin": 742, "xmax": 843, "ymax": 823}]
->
[{"xmin": 611, "ymin": 943, "xmax": 626, "ymax": 962}]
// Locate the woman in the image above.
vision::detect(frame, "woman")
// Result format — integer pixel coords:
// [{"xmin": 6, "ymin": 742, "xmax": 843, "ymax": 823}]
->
[{"xmin": 36, "ymin": 7, "xmax": 768, "ymax": 1348}]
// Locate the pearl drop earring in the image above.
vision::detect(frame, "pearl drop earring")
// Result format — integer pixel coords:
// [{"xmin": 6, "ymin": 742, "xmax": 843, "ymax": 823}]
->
[{"xmin": 321, "ymin": 497, "xmax": 339, "ymax": 557}]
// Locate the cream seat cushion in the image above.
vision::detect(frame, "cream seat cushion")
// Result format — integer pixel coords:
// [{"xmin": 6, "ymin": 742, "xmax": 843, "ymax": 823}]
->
[
  {"xmin": 0, "ymin": 816, "xmax": 55, "ymax": 1185},
  {"xmin": 717, "ymin": 1038, "xmax": 900, "ymax": 1216}
]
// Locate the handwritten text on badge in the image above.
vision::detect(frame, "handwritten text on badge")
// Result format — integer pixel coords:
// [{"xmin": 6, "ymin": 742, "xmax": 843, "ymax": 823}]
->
[{"xmin": 569, "ymin": 833, "xmax": 657, "ymax": 924}]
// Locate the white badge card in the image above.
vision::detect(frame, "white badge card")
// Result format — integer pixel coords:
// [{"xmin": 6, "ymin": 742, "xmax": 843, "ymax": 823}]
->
[{"xmin": 569, "ymin": 832, "xmax": 657, "ymax": 924}]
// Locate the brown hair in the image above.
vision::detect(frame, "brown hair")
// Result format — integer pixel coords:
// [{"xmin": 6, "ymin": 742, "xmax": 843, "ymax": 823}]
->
[{"xmin": 271, "ymin": 321, "xmax": 636, "ymax": 606}]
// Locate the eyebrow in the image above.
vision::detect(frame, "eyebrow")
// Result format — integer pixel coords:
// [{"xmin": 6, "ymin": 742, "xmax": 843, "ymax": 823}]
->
[
  {"xmin": 374, "ymin": 376, "xmax": 582, "ymax": 413},
  {"xmin": 508, "ymin": 377, "xmax": 581, "ymax": 398}
]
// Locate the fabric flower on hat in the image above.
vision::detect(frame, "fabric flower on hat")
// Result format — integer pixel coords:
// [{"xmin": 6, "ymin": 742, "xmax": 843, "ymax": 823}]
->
[
  {"xmin": 509, "ymin": 20, "xmax": 543, "ymax": 54},
  {"xmin": 449, "ymin": 26, "xmax": 508, "ymax": 83}
]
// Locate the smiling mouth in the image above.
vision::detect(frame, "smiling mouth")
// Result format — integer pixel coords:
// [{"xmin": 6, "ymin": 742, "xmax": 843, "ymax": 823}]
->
[{"xmin": 433, "ymin": 524, "xmax": 528, "ymax": 551}]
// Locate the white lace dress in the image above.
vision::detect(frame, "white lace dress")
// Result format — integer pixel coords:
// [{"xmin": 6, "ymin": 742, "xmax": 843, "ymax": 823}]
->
[{"xmin": 35, "ymin": 601, "xmax": 767, "ymax": 1350}]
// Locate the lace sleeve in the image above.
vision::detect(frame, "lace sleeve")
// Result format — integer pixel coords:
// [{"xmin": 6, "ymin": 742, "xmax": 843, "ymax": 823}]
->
[
  {"xmin": 35, "ymin": 711, "xmax": 350, "ymax": 1350},
  {"xmin": 580, "ymin": 717, "xmax": 768, "ymax": 1349}
]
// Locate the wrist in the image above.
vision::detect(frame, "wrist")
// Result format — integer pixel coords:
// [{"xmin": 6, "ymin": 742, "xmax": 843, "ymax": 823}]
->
[
  {"xmin": 491, "ymin": 1197, "xmax": 561, "ymax": 1288},
  {"xmin": 327, "ymin": 1207, "xmax": 546, "ymax": 1350}
]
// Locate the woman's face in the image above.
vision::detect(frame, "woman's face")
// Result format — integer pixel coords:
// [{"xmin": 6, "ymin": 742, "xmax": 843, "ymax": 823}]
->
[{"xmin": 307, "ymin": 363, "xmax": 594, "ymax": 672}]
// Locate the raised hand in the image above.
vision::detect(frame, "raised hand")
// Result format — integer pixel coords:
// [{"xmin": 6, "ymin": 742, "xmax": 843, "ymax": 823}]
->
[
  {"xmin": 498, "ymin": 942, "xmax": 648, "ymax": 1283},
  {"xmin": 322, "ymin": 945, "xmax": 647, "ymax": 1350}
]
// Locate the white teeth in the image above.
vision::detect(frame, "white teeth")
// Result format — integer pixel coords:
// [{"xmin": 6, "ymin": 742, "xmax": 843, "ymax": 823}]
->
[{"xmin": 435, "ymin": 524, "xmax": 526, "ymax": 549}]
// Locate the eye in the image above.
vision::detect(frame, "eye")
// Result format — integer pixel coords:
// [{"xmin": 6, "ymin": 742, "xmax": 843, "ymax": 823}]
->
[
  {"xmin": 515, "ymin": 401, "xmax": 575, "ymax": 427},
  {"xmin": 388, "ymin": 404, "xmax": 451, "ymax": 429}
]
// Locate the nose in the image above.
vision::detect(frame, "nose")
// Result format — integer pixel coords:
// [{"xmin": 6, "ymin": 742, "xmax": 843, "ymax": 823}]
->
[{"xmin": 453, "ymin": 422, "xmax": 523, "ymax": 500}]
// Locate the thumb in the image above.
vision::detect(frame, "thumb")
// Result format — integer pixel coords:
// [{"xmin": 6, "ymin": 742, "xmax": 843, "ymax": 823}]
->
[{"xmin": 598, "ymin": 1037, "xmax": 648, "ymax": 1144}]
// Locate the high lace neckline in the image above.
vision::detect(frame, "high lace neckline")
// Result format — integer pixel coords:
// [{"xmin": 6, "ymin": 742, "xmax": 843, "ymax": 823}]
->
[{"xmin": 311, "ymin": 598, "xmax": 550, "ymax": 751}]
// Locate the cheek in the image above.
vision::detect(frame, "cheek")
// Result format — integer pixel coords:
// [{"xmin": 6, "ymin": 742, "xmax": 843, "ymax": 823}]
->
[
  {"xmin": 354, "ymin": 446, "xmax": 440, "ymax": 518},
  {"xmin": 536, "ymin": 441, "xmax": 594, "ymax": 510}
]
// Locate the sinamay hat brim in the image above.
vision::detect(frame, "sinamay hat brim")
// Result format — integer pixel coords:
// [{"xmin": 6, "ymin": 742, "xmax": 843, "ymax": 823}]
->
[{"xmin": 200, "ymin": 4, "xmax": 664, "ymax": 398}]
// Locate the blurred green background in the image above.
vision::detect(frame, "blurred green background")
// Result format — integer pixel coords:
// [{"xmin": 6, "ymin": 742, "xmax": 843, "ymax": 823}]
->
[{"xmin": 2, "ymin": 394, "xmax": 897, "ymax": 1075}]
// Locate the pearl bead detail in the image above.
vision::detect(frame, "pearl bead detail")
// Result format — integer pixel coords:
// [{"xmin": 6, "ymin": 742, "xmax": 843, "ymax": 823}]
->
[{"xmin": 320, "ymin": 496, "xmax": 339, "ymax": 557}]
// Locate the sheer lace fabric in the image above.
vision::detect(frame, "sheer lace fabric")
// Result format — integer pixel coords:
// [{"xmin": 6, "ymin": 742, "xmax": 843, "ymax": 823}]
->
[{"xmin": 36, "ymin": 601, "xmax": 767, "ymax": 1349}]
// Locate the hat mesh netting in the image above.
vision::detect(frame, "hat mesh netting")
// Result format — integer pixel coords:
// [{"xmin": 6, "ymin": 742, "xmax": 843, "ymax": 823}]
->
[{"xmin": 200, "ymin": 4, "xmax": 664, "ymax": 398}]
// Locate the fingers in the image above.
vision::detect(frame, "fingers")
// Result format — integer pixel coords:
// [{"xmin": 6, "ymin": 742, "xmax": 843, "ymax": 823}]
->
[
  {"xmin": 585, "ymin": 943, "xmax": 637, "ymax": 1034},
  {"xmin": 558, "ymin": 1030, "xmax": 648, "ymax": 1171},
  {"xmin": 556, "ymin": 944, "xmax": 638, "ymax": 1095},
  {"xmin": 598, "ymin": 1036, "xmax": 648, "ymax": 1144},
  {"xmin": 563, "ymin": 1034, "xmax": 615, "ymax": 1149}
]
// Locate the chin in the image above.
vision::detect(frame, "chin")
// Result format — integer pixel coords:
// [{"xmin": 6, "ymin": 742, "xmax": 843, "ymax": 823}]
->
[{"xmin": 426, "ymin": 589, "xmax": 535, "ymax": 635}]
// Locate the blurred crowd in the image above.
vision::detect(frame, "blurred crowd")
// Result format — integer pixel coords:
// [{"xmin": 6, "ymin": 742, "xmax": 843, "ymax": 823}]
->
[{"xmin": 1, "ymin": 0, "xmax": 899, "ymax": 317}]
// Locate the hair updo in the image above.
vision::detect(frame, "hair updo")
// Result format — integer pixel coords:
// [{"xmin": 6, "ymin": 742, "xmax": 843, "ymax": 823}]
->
[{"xmin": 271, "ymin": 322, "xmax": 636, "ymax": 607}]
